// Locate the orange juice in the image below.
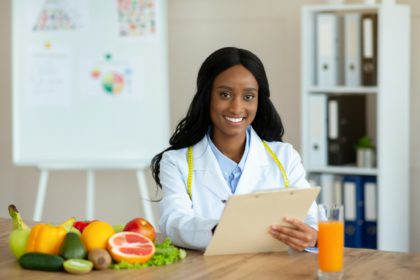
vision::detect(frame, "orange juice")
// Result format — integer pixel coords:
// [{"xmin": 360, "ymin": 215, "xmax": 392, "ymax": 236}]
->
[{"xmin": 318, "ymin": 221, "xmax": 344, "ymax": 272}]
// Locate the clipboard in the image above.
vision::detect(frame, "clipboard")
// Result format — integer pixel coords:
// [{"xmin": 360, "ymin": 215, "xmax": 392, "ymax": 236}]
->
[{"xmin": 204, "ymin": 187, "xmax": 320, "ymax": 256}]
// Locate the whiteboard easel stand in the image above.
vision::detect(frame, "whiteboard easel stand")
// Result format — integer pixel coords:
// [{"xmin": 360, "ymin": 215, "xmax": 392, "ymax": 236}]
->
[{"xmin": 32, "ymin": 163, "xmax": 157, "ymax": 229}]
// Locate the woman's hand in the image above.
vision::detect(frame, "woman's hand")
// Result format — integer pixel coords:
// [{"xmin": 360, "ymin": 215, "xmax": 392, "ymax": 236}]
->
[{"xmin": 270, "ymin": 217, "xmax": 317, "ymax": 251}]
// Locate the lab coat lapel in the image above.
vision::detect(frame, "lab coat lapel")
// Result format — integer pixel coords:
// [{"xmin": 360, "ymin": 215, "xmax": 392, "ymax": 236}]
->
[
  {"xmin": 235, "ymin": 128, "xmax": 270, "ymax": 195},
  {"xmin": 193, "ymin": 136, "xmax": 232, "ymax": 200}
]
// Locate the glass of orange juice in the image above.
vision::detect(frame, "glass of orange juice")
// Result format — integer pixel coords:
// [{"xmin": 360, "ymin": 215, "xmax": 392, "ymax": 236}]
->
[{"xmin": 317, "ymin": 204, "xmax": 344, "ymax": 279}]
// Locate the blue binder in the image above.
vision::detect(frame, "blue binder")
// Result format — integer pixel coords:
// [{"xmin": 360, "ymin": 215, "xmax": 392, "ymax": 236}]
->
[
  {"xmin": 362, "ymin": 176, "xmax": 377, "ymax": 249},
  {"xmin": 343, "ymin": 175, "xmax": 364, "ymax": 248}
]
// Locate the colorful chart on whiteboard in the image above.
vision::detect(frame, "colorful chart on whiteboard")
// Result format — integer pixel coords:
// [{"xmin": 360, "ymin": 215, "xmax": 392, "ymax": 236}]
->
[
  {"xmin": 32, "ymin": 0, "xmax": 88, "ymax": 31},
  {"xmin": 117, "ymin": 0, "xmax": 156, "ymax": 37},
  {"xmin": 87, "ymin": 61, "xmax": 136, "ymax": 98}
]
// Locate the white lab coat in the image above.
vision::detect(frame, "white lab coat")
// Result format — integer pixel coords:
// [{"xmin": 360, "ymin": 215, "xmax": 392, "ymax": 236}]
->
[{"xmin": 158, "ymin": 127, "xmax": 318, "ymax": 250}]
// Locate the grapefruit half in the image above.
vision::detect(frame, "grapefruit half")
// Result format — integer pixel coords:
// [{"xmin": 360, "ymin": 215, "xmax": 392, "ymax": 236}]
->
[{"xmin": 107, "ymin": 232, "xmax": 155, "ymax": 264}]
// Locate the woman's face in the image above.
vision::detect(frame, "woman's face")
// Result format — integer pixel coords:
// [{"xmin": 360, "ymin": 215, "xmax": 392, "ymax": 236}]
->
[{"xmin": 210, "ymin": 64, "xmax": 259, "ymax": 141}]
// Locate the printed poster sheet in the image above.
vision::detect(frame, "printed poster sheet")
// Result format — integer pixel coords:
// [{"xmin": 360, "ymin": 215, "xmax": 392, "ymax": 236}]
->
[
  {"xmin": 25, "ymin": 44, "xmax": 72, "ymax": 107},
  {"xmin": 29, "ymin": 0, "xmax": 89, "ymax": 31},
  {"xmin": 117, "ymin": 0, "xmax": 156, "ymax": 37}
]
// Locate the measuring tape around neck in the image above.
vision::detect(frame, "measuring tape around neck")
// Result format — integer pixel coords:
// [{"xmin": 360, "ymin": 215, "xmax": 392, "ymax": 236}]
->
[{"xmin": 186, "ymin": 140, "xmax": 289, "ymax": 199}]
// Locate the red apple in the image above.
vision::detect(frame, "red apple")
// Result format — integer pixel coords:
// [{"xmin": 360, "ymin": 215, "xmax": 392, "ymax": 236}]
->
[{"xmin": 123, "ymin": 217, "xmax": 156, "ymax": 242}]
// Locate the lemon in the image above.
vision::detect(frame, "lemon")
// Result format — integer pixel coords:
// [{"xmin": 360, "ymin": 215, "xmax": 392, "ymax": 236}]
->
[{"xmin": 82, "ymin": 221, "xmax": 114, "ymax": 251}]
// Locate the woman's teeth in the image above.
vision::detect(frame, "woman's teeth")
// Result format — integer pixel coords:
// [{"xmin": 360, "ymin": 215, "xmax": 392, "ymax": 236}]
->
[{"xmin": 225, "ymin": 116, "xmax": 243, "ymax": 123}]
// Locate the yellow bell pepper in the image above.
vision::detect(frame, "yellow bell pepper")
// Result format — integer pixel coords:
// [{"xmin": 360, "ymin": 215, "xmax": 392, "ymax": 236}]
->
[{"xmin": 26, "ymin": 224, "xmax": 67, "ymax": 255}]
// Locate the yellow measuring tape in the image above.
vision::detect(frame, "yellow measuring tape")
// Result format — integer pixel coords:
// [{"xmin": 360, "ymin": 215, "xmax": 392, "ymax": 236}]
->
[
  {"xmin": 262, "ymin": 140, "xmax": 290, "ymax": 188},
  {"xmin": 187, "ymin": 146, "xmax": 193, "ymax": 200},
  {"xmin": 186, "ymin": 140, "xmax": 289, "ymax": 199}
]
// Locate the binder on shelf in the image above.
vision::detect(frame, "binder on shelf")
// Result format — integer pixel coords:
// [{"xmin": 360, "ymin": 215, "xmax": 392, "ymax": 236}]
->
[
  {"xmin": 333, "ymin": 179, "xmax": 343, "ymax": 206},
  {"xmin": 327, "ymin": 95, "xmax": 367, "ymax": 166},
  {"xmin": 363, "ymin": 176, "xmax": 377, "ymax": 249},
  {"xmin": 316, "ymin": 13, "xmax": 341, "ymax": 86},
  {"xmin": 344, "ymin": 13, "xmax": 361, "ymax": 86},
  {"xmin": 308, "ymin": 95, "xmax": 327, "ymax": 168},
  {"xmin": 320, "ymin": 174, "xmax": 335, "ymax": 206},
  {"xmin": 319, "ymin": 174, "xmax": 342, "ymax": 206},
  {"xmin": 343, "ymin": 175, "xmax": 364, "ymax": 248},
  {"xmin": 361, "ymin": 14, "xmax": 378, "ymax": 86}
]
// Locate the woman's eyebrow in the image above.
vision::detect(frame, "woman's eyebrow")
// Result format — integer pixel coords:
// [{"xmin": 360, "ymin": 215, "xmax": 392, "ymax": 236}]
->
[
  {"xmin": 216, "ymin": 85, "xmax": 233, "ymax": 90},
  {"xmin": 244, "ymin": 88, "xmax": 257, "ymax": 92},
  {"xmin": 216, "ymin": 86, "xmax": 257, "ymax": 92}
]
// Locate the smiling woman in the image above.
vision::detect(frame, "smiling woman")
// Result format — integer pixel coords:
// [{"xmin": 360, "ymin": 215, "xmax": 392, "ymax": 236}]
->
[
  {"xmin": 210, "ymin": 65, "xmax": 258, "ymax": 162},
  {"xmin": 150, "ymin": 47, "xmax": 318, "ymax": 251}
]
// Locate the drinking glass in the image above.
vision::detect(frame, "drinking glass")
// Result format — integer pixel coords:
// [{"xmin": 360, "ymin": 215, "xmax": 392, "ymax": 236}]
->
[{"xmin": 317, "ymin": 204, "xmax": 344, "ymax": 279}]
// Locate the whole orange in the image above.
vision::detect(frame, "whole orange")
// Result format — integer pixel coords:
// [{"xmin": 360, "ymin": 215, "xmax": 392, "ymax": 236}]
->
[{"xmin": 82, "ymin": 221, "xmax": 114, "ymax": 251}]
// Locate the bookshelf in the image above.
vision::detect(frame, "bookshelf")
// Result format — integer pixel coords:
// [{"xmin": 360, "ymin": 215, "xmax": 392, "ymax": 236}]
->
[{"xmin": 301, "ymin": 3, "xmax": 410, "ymax": 252}]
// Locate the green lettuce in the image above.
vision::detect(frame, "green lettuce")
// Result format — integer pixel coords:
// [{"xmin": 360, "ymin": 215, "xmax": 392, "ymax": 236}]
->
[{"xmin": 111, "ymin": 238, "xmax": 187, "ymax": 270}]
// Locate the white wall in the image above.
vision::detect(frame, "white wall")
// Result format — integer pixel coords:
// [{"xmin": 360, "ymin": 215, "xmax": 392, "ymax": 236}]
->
[{"xmin": 1, "ymin": 0, "xmax": 419, "ymax": 252}]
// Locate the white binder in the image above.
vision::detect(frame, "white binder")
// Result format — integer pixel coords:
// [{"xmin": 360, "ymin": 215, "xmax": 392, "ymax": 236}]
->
[
  {"xmin": 320, "ymin": 174, "xmax": 342, "ymax": 206},
  {"xmin": 328, "ymin": 98, "xmax": 338, "ymax": 140},
  {"xmin": 344, "ymin": 13, "xmax": 361, "ymax": 86},
  {"xmin": 320, "ymin": 173, "xmax": 335, "ymax": 206},
  {"xmin": 308, "ymin": 94, "xmax": 327, "ymax": 167},
  {"xmin": 364, "ymin": 182, "xmax": 377, "ymax": 222},
  {"xmin": 343, "ymin": 181, "xmax": 356, "ymax": 221},
  {"xmin": 316, "ymin": 13, "xmax": 340, "ymax": 86},
  {"xmin": 333, "ymin": 179, "xmax": 343, "ymax": 206}
]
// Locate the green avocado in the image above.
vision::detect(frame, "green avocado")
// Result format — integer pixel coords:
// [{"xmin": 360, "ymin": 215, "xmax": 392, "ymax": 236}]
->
[{"xmin": 60, "ymin": 232, "xmax": 87, "ymax": 260}]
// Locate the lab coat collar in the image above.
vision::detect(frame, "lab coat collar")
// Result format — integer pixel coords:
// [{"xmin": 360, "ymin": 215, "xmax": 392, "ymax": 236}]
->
[
  {"xmin": 193, "ymin": 127, "xmax": 270, "ymax": 199},
  {"xmin": 234, "ymin": 128, "xmax": 270, "ymax": 194},
  {"xmin": 193, "ymin": 127, "xmax": 269, "ymax": 169},
  {"xmin": 193, "ymin": 134, "xmax": 231, "ymax": 200}
]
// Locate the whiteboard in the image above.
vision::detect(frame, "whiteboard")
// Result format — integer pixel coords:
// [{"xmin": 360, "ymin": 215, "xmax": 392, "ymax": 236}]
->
[{"xmin": 12, "ymin": 0, "xmax": 169, "ymax": 167}]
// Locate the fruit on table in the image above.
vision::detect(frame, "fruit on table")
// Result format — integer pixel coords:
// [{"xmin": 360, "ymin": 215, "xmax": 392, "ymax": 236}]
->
[
  {"xmin": 124, "ymin": 217, "xmax": 156, "ymax": 242},
  {"xmin": 74, "ymin": 220, "xmax": 96, "ymax": 233},
  {"xmin": 60, "ymin": 217, "xmax": 76, "ymax": 232},
  {"xmin": 69, "ymin": 227, "xmax": 81, "ymax": 236},
  {"xmin": 82, "ymin": 221, "xmax": 114, "ymax": 251},
  {"xmin": 107, "ymin": 231, "xmax": 155, "ymax": 264},
  {"xmin": 112, "ymin": 224, "xmax": 125, "ymax": 233},
  {"xmin": 60, "ymin": 232, "xmax": 87, "ymax": 260},
  {"xmin": 26, "ymin": 223, "xmax": 67, "ymax": 255},
  {"xmin": 88, "ymin": 248, "xmax": 112, "ymax": 270},
  {"xmin": 8, "ymin": 204, "xmax": 30, "ymax": 259},
  {"xmin": 19, "ymin": 252, "xmax": 64, "ymax": 272},
  {"xmin": 63, "ymin": 259, "xmax": 93, "ymax": 274}
]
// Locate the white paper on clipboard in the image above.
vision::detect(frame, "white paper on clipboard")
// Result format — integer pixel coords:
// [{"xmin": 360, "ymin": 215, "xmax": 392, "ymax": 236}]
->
[{"xmin": 204, "ymin": 187, "xmax": 320, "ymax": 256}]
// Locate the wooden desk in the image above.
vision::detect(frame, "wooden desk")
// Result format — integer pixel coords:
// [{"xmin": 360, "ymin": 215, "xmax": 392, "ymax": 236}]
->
[{"xmin": 1, "ymin": 217, "xmax": 419, "ymax": 279}]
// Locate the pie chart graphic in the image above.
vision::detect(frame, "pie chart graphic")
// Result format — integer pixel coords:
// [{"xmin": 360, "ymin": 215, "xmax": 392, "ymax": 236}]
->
[{"xmin": 102, "ymin": 72, "xmax": 125, "ymax": 95}]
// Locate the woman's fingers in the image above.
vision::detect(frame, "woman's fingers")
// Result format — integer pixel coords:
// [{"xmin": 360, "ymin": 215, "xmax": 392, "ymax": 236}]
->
[
  {"xmin": 270, "ymin": 217, "xmax": 318, "ymax": 249},
  {"xmin": 271, "ymin": 225, "xmax": 312, "ymax": 244},
  {"xmin": 270, "ymin": 229, "xmax": 307, "ymax": 251},
  {"xmin": 283, "ymin": 217, "xmax": 311, "ymax": 233}
]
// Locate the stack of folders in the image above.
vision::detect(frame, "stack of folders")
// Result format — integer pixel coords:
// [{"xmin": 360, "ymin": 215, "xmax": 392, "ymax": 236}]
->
[
  {"xmin": 343, "ymin": 175, "xmax": 378, "ymax": 249},
  {"xmin": 308, "ymin": 174, "xmax": 342, "ymax": 207},
  {"xmin": 315, "ymin": 12, "xmax": 378, "ymax": 86},
  {"xmin": 311, "ymin": 174, "xmax": 377, "ymax": 249},
  {"xmin": 327, "ymin": 95, "xmax": 366, "ymax": 166},
  {"xmin": 307, "ymin": 94, "xmax": 367, "ymax": 168}
]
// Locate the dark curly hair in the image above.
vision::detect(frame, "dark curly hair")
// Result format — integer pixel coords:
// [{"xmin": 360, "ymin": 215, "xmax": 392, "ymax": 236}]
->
[{"xmin": 151, "ymin": 47, "xmax": 284, "ymax": 187}]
